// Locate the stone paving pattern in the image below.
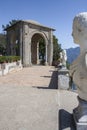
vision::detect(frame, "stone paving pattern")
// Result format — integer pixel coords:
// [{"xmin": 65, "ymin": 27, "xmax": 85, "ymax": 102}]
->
[
  {"xmin": 0, "ymin": 66, "xmax": 78, "ymax": 130},
  {"xmin": 0, "ymin": 66, "xmax": 58, "ymax": 130}
]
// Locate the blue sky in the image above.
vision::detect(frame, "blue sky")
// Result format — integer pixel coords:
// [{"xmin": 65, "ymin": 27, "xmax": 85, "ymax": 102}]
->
[{"xmin": 0, "ymin": 0, "xmax": 87, "ymax": 49}]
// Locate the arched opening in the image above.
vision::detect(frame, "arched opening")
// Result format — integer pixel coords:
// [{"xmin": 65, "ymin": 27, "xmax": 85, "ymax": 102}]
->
[{"xmin": 31, "ymin": 33, "xmax": 46, "ymax": 65}]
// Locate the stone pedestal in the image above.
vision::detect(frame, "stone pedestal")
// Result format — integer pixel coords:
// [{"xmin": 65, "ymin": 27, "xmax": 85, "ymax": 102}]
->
[
  {"xmin": 73, "ymin": 96, "xmax": 87, "ymax": 130},
  {"xmin": 58, "ymin": 68, "xmax": 69, "ymax": 90}
]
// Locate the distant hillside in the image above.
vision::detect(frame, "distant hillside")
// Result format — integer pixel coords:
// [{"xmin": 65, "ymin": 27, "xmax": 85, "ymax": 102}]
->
[{"xmin": 66, "ymin": 47, "xmax": 80, "ymax": 64}]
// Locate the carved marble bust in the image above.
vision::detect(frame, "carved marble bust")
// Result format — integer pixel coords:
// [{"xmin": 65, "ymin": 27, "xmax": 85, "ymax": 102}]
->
[{"xmin": 69, "ymin": 12, "xmax": 87, "ymax": 101}]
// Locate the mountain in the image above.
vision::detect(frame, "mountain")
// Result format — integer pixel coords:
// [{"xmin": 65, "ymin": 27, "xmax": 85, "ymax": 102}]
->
[{"xmin": 66, "ymin": 47, "xmax": 80, "ymax": 64}]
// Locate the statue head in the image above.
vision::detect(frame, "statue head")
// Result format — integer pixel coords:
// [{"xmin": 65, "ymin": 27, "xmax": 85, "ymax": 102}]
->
[{"xmin": 72, "ymin": 12, "xmax": 87, "ymax": 45}]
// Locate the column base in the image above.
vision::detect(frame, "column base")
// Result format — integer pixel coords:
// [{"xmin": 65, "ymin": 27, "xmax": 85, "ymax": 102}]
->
[
  {"xmin": 45, "ymin": 62, "xmax": 48, "ymax": 66},
  {"xmin": 23, "ymin": 63, "xmax": 32, "ymax": 67},
  {"xmin": 37, "ymin": 60, "xmax": 40, "ymax": 65}
]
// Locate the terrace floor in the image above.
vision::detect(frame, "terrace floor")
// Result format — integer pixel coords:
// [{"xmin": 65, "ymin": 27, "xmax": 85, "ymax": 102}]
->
[{"xmin": 0, "ymin": 66, "xmax": 78, "ymax": 130}]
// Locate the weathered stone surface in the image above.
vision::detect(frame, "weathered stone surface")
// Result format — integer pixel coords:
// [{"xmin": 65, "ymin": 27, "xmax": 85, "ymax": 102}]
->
[
  {"xmin": 70, "ymin": 12, "xmax": 87, "ymax": 101},
  {"xmin": 0, "ymin": 60, "xmax": 22, "ymax": 76},
  {"xmin": 6, "ymin": 20, "xmax": 55, "ymax": 67},
  {"xmin": 58, "ymin": 69, "xmax": 69, "ymax": 90},
  {"xmin": 69, "ymin": 12, "xmax": 87, "ymax": 128},
  {"xmin": 0, "ymin": 66, "xmax": 58, "ymax": 130},
  {"xmin": 60, "ymin": 49, "xmax": 67, "ymax": 68}
]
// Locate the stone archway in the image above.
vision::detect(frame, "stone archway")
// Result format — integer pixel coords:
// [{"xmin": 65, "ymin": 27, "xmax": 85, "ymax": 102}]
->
[
  {"xmin": 6, "ymin": 20, "xmax": 55, "ymax": 67},
  {"xmin": 31, "ymin": 33, "xmax": 46, "ymax": 65}
]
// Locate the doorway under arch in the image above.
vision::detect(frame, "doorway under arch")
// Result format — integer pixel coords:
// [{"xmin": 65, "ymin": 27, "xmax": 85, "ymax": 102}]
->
[{"xmin": 31, "ymin": 33, "xmax": 46, "ymax": 65}]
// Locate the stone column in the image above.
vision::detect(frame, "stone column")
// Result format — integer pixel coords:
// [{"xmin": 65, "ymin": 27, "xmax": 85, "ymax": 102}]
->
[
  {"xmin": 37, "ymin": 42, "xmax": 39, "ymax": 64},
  {"xmin": 10, "ymin": 37, "xmax": 14, "ymax": 55},
  {"xmin": 19, "ymin": 25, "xmax": 23, "ymax": 63},
  {"xmin": 50, "ymin": 31, "xmax": 53, "ymax": 65},
  {"xmin": 23, "ymin": 24, "xmax": 30, "ymax": 67},
  {"xmin": 45, "ymin": 44, "xmax": 48, "ymax": 65},
  {"xmin": 48, "ymin": 30, "xmax": 53, "ymax": 65},
  {"xmin": 29, "ymin": 39, "xmax": 32, "ymax": 66},
  {"xmin": 6, "ymin": 32, "xmax": 11, "ymax": 55}
]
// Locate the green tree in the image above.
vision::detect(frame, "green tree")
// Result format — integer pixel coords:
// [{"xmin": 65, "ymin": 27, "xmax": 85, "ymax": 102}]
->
[
  {"xmin": 39, "ymin": 35, "xmax": 62, "ymax": 65},
  {"xmin": 53, "ymin": 35, "xmax": 62, "ymax": 65},
  {"xmin": 2, "ymin": 19, "xmax": 20, "ymax": 55},
  {"xmin": 0, "ymin": 33, "xmax": 7, "ymax": 55},
  {"xmin": 2, "ymin": 19, "xmax": 19, "ymax": 30}
]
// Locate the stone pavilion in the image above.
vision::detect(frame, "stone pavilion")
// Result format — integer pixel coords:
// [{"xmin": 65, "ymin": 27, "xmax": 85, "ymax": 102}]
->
[{"xmin": 6, "ymin": 20, "xmax": 55, "ymax": 67}]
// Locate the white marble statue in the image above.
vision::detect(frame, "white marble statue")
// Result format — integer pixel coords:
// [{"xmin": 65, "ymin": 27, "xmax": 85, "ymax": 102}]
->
[
  {"xmin": 69, "ymin": 12, "xmax": 87, "ymax": 123},
  {"xmin": 60, "ymin": 49, "xmax": 67, "ymax": 68},
  {"xmin": 62, "ymin": 49, "xmax": 67, "ymax": 67}
]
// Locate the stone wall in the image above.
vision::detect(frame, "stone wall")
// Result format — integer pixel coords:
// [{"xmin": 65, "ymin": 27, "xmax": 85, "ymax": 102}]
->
[{"xmin": 0, "ymin": 60, "xmax": 22, "ymax": 76}]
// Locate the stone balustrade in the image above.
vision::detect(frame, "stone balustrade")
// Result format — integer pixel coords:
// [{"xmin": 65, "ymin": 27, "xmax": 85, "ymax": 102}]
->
[
  {"xmin": 0, "ymin": 60, "xmax": 22, "ymax": 76},
  {"xmin": 58, "ymin": 68, "xmax": 69, "ymax": 90}
]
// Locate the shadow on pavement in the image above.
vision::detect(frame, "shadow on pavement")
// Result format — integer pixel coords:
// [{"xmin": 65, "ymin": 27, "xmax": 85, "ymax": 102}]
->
[
  {"xmin": 33, "ymin": 70, "xmax": 58, "ymax": 89},
  {"xmin": 59, "ymin": 109, "xmax": 76, "ymax": 130}
]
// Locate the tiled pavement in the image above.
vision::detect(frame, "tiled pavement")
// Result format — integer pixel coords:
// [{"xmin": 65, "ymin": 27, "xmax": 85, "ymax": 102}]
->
[
  {"xmin": 0, "ymin": 66, "xmax": 78, "ymax": 130},
  {"xmin": 0, "ymin": 66, "xmax": 58, "ymax": 130}
]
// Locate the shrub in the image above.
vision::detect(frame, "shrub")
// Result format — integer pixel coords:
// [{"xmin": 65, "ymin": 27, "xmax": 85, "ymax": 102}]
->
[{"xmin": 0, "ymin": 56, "xmax": 20, "ymax": 63}]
